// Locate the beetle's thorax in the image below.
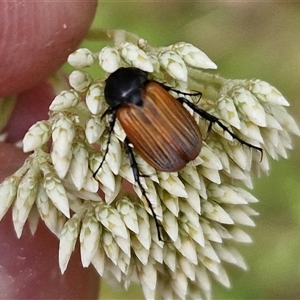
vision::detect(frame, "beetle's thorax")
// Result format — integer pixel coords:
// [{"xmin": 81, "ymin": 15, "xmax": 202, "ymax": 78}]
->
[
  {"xmin": 122, "ymin": 86, "xmax": 144, "ymax": 107},
  {"xmin": 104, "ymin": 67, "xmax": 148, "ymax": 108}
]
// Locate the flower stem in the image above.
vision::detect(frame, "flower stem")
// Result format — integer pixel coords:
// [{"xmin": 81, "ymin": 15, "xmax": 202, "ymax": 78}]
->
[{"xmin": 0, "ymin": 96, "xmax": 17, "ymax": 133}]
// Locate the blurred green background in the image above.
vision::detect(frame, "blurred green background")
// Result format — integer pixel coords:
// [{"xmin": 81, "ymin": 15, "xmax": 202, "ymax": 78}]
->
[{"xmin": 86, "ymin": 2, "xmax": 300, "ymax": 299}]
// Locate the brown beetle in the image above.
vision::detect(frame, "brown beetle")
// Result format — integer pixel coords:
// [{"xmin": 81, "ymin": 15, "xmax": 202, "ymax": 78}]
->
[
  {"xmin": 94, "ymin": 67, "xmax": 262, "ymax": 241},
  {"xmin": 116, "ymin": 80, "xmax": 202, "ymax": 171}
]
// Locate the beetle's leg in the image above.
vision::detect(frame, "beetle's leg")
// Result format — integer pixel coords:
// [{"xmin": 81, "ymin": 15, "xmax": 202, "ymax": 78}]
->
[
  {"xmin": 124, "ymin": 138, "xmax": 164, "ymax": 242},
  {"xmin": 139, "ymin": 173, "xmax": 155, "ymax": 179},
  {"xmin": 162, "ymin": 83, "xmax": 262, "ymax": 156},
  {"xmin": 178, "ymin": 97, "xmax": 263, "ymax": 158},
  {"xmin": 159, "ymin": 82, "xmax": 202, "ymax": 99},
  {"xmin": 93, "ymin": 110, "xmax": 117, "ymax": 177}
]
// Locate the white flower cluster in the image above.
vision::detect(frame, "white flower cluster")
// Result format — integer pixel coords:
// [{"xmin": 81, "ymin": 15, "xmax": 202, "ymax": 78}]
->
[{"xmin": 0, "ymin": 31, "xmax": 299, "ymax": 300}]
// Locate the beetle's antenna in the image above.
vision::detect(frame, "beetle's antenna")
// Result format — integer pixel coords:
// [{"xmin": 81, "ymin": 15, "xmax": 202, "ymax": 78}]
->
[
  {"xmin": 124, "ymin": 138, "xmax": 164, "ymax": 242},
  {"xmin": 93, "ymin": 110, "xmax": 117, "ymax": 177},
  {"xmin": 178, "ymin": 96, "xmax": 263, "ymax": 160}
]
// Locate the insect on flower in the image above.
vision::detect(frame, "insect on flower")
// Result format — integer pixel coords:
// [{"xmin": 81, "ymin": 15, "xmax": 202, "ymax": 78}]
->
[{"xmin": 94, "ymin": 67, "xmax": 263, "ymax": 241}]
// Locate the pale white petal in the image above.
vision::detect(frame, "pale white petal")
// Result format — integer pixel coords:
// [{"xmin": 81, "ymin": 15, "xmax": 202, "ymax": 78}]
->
[
  {"xmin": 179, "ymin": 200, "xmax": 199, "ymax": 230},
  {"xmin": 232, "ymin": 186, "xmax": 259, "ymax": 203},
  {"xmin": 136, "ymin": 261, "xmax": 157, "ymax": 294},
  {"xmin": 211, "ymin": 264, "xmax": 230, "ymax": 288},
  {"xmin": 117, "ymin": 198, "xmax": 139, "ymax": 234},
  {"xmin": 233, "ymin": 87, "xmax": 267, "ymax": 127},
  {"xmin": 202, "ymin": 201, "xmax": 234, "ymax": 224},
  {"xmin": 179, "ymin": 164, "xmax": 202, "ymax": 190},
  {"xmin": 59, "ymin": 215, "xmax": 81, "ymax": 274},
  {"xmin": 208, "ymin": 183, "xmax": 248, "ymax": 205},
  {"xmin": 49, "ymin": 90, "xmax": 80, "ymax": 112},
  {"xmin": 27, "ymin": 205, "xmax": 40, "ymax": 235},
  {"xmin": 96, "ymin": 204, "xmax": 128, "ymax": 239},
  {"xmin": 200, "ymin": 144, "xmax": 223, "ymax": 170},
  {"xmin": 43, "ymin": 173, "xmax": 70, "ymax": 218},
  {"xmin": 131, "ymin": 236, "xmax": 149, "ymax": 265},
  {"xmin": 163, "ymin": 209, "xmax": 178, "ymax": 242},
  {"xmin": 217, "ymin": 95, "xmax": 241, "ymax": 129},
  {"xmin": 201, "ymin": 221, "xmax": 222, "ymax": 244},
  {"xmin": 69, "ymin": 142, "xmax": 89, "ymax": 190},
  {"xmin": 94, "ymin": 161, "xmax": 115, "ymax": 194},
  {"xmin": 225, "ymin": 206, "xmax": 256, "ymax": 226},
  {"xmin": 105, "ymin": 134, "xmax": 122, "ymax": 175},
  {"xmin": 51, "ymin": 150, "xmax": 72, "ymax": 179},
  {"xmin": 163, "ymin": 244, "xmax": 176, "ymax": 272},
  {"xmin": 270, "ymin": 105, "xmax": 300, "ymax": 136},
  {"xmin": 12, "ymin": 167, "xmax": 40, "ymax": 238},
  {"xmin": 99, "ymin": 46, "xmax": 120, "ymax": 73},
  {"xmin": 0, "ymin": 176, "xmax": 18, "ymax": 221},
  {"xmin": 85, "ymin": 116, "xmax": 106, "ymax": 144},
  {"xmin": 178, "ymin": 255, "xmax": 195, "ymax": 281},
  {"xmin": 36, "ymin": 181, "xmax": 61, "ymax": 236},
  {"xmin": 114, "ymin": 236, "xmax": 131, "ymax": 258},
  {"xmin": 239, "ymin": 120, "xmax": 264, "ymax": 143},
  {"xmin": 171, "ymin": 269, "xmax": 188, "ymax": 299},
  {"xmin": 91, "ymin": 247, "xmax": 106, "ymax": 276},
  {"xmin": 199, "ymin": 166, "xmax": 221, "ymax": 184},
  {"xmin": 158, "ymin": 189, "xmax": 179, "ymax": 217},
  {"xmin": 135, "ymin": 205, "xmax": 151, "ymax": 250},
  {"xmin": 69, "ymin": 70, "xmax": 93, "ymax": 92},
  {"xmin": 229, "ymin": 227, "xmax": 252, "ymax": 244},
  {"xmin": 51, "ymin": 116, "xmax": 75, "ymax": 158},
  {"xmin": 226, "ymin": 246, "xmax": 248, "ymax": 269},
  {"xmin": 68, "ymin": 48, "xmax": 95, "ymax": 69},
  {"xmin": 119, "ymin": 42, "xmax": 153, "ymax": 72},
  {"xmin": 80, "ymin": 214, "xmax": 101, "ymax": 267},
  {"xmin": 102, "ymin": 231, "xmax": 119, "ymax": 265},
  {"xmin": 158, "ymin": 50, "xmax": 187, "ymax": 81},
  {"xmin": 83, "ymin": 170, "xmax": 100, "ymax": 193},
  {"xmin": 23, "ymin": 121, "xmax": 51, "ymax": 152},
  {"xmin": 182, "ymin": 221, "xmax": 205, "ymax": 247},
  {"xmin": 86, "ymin": 82, "xmax": 105, "ymax": 115},
  {"xmin": 175, "ymin": 235, "xmax": 197, "ymax": 265},
  {"xmin": 184, "ymin": 183, "xmax": 201, "ymax": 214},
  {"xmin": 194, "ymin": 265, "xmax": 211, "ymax": 299},
  {"xmin": 172, "ymin": 42, "xmax": 217, "ymax": 69},
  {"xmin": 158, "ymin": 172, "xmax": 188, "ymax": 198},
  {"xmin": 149, "ymin": 240, "xmax": 163, "ymax": 263},
  {"xmin": 202, "ymin": 240, "xmax": 220, "ymax": 263}
]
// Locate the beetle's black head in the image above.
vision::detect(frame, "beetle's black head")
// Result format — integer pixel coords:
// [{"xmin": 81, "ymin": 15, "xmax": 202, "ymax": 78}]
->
[{"xmin": 104, "ymin": 67, "xmax": 149, "ymax": 108}]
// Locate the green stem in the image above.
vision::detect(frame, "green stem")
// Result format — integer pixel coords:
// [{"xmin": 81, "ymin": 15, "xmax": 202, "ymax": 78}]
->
[
  {"xmin": 86, "ymin": 29, "xmax": 143, "ymax": 47},
  {"xmin": 0, "ymin": 96, "xmax": 17, "ymax": 134},
  {"xmin": 187, "ymin": 68, "xmax": 227, "ymax": 101},
  {"xmin": 85, "ymin": 29, "xmax": 111, "ymax": 42}
]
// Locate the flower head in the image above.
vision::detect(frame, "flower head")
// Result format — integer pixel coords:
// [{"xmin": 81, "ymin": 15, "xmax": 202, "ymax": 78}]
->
[{"xmin": 0, "ymin": 30, "xmax": 299, "ymax": 300}]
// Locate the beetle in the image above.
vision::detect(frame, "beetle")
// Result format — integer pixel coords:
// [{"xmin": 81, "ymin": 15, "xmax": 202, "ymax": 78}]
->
[{"xmin": 94, "ymin": 67, "xmax": 262, "ymax": 241}]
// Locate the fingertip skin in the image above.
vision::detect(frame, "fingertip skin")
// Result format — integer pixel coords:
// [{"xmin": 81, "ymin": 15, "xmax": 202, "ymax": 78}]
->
[
  {"xmin": 0, "ymin": 1, "xmax": 97, "ymax": 97},
  {"xmin": 4, "ymin": 80, "xmax": 59, "ymax": 143},
  {"xmin": 0, "ymin": 143, "xmax": 29, "ymax": 181}
]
